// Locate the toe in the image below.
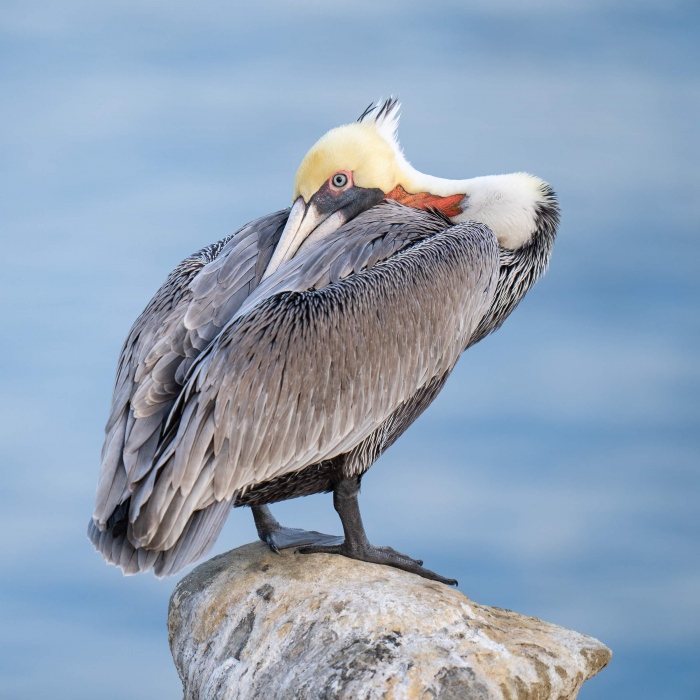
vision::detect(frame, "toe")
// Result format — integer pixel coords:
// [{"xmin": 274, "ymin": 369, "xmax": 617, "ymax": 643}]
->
[
  {"xmin": 265, "ymin": 535, "xmax": 281, "ymax": 554},
  {"xmin": 376, "ymin": 545, "xmax": 423, "ymax": 567},
  {"xmin": 364, "ymin": 548, "xmax": 457, "ymax": 586},
  {"xmin": 264, "ymin": 528, "xmax": 343, "ymax": 551}
]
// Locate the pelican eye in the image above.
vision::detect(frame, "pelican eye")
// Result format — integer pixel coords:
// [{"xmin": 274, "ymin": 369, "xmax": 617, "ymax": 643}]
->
[{"xmin": 332, "ymin": 173, "xmax": 348, "ymax": 188}]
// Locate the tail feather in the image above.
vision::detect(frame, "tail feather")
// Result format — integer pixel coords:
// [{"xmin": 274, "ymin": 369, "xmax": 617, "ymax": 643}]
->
[{"xmin": 87, "ymin": 498, "xmax": 232, "ymax": 577}]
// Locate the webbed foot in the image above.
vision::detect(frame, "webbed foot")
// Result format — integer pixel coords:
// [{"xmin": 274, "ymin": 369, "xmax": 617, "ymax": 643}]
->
[
  {"xmin": 251, "ymin": 504, "xmax": 342, "ymax": 553},
  {"xmin": 296, "ymin": 540, "xmax": 456, "ymax": 586},
  {"xmin": 264, "ymin": 526, "xmax": 343, "ymax": 553}
]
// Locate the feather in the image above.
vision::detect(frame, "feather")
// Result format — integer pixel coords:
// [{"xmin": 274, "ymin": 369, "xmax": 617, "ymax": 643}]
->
[
  {"xmin": 157, "ymin": 209, "xmax": 498, "ymax": 511},
  {"xmin": 90, "ymin": 194, "xmax": 559, "ymax": 577},
  {"xmin": 90, "ymin": 211, "xmax": 288, "ymax": 561}
]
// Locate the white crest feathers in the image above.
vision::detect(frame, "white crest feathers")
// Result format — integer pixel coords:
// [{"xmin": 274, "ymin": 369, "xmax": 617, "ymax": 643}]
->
[{"xmin": 358, "ymin": 97, "xmax": 402, "ymax": 147}]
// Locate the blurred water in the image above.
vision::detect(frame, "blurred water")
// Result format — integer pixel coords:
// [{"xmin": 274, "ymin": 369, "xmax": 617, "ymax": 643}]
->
[{"xmin": 1, "ymin": 2, "xmax": 698, "ymax": 698}]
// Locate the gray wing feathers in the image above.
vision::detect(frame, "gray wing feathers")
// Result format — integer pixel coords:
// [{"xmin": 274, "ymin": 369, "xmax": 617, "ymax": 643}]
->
[
  {"xmin": 133, "ymin": 214, "xmax": 498, "ymax": 551},
  {"xmin": 92, "ymin": 210, "xmax": 288, "ymax": 531},
  {"xmin": 88, "ymin": 498, "xmax": 231, "ymax": 577},
  {"xmin": 240, "ymin": 203, "xmax": 442, "ymax": 314}
]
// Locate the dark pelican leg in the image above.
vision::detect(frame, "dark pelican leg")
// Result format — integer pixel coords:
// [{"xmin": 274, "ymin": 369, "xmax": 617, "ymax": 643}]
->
[
  {"xmin": 251, "ymin": 504, "xmax": 343, "ymax": 553},
  {"xmin": 296, "ymin": 477, "xmax": 458, "ymax": 586}
]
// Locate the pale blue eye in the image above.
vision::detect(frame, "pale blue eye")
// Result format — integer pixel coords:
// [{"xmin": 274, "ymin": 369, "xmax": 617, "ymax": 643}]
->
[{"xmin": 332, "ymin": 173, "xmax": 348, "ymax": 188}]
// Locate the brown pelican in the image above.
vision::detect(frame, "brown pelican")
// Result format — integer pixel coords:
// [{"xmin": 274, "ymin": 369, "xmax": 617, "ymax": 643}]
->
[{"xmin": 89, "ymin": 99, "xmax": 558, "ymax": 585}]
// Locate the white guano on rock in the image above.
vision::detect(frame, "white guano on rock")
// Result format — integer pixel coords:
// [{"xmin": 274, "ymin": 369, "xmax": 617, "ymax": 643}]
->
[{"xmin": 168, "ymin": 542, "xmax": 611, "ymax": 699}]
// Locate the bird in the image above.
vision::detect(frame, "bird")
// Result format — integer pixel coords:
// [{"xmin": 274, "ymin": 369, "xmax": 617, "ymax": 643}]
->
[{"xmin": 89, "ymin": 99, "xmax": 559, "ymax": 585}]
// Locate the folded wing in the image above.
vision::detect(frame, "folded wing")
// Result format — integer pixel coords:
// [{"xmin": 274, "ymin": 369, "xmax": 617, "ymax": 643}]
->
[
  {"xmin": 90, "ymin": 210, "xmax": 288, "ymax": 573},
  {"xmin": 130, "ymin": 205, "xmax": 500, "ymax": 559}
]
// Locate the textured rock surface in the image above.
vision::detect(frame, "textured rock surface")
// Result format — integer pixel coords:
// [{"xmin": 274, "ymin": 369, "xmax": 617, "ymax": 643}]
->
[{"xmin": 168, "ymin": 542, "xmax": 611, "ymax": 699}]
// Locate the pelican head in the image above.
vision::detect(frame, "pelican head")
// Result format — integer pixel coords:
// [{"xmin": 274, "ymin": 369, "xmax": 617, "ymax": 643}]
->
[{"xmin": 264, "ymin": 98, "xmax": 557, "ymax": 278}]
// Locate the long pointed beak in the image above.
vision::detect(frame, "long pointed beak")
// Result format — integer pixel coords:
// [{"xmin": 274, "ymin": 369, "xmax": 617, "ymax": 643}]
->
[
  {"xmin": 263, "ymin": 197, "xmax": 325, "ymax": 279},
  {"xmin": 262, "ymin": 185, "xmax": 385, "ymax": 280}
]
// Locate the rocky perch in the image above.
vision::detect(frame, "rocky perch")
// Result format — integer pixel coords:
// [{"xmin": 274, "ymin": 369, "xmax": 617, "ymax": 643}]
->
[{"xmin": 168, "ymin": 542, "xmax": 611, "ymax": 699}]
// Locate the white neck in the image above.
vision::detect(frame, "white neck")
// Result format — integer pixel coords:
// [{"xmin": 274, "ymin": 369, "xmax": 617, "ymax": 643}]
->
[{"xmin": 398, "ymin": 164, "xmax": 549, "ymax": 250}]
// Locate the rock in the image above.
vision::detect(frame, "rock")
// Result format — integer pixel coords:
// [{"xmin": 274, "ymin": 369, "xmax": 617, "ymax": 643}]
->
[{"xmin": 168, "ymin": 542, "xmax": 611, "ymax": 699}]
